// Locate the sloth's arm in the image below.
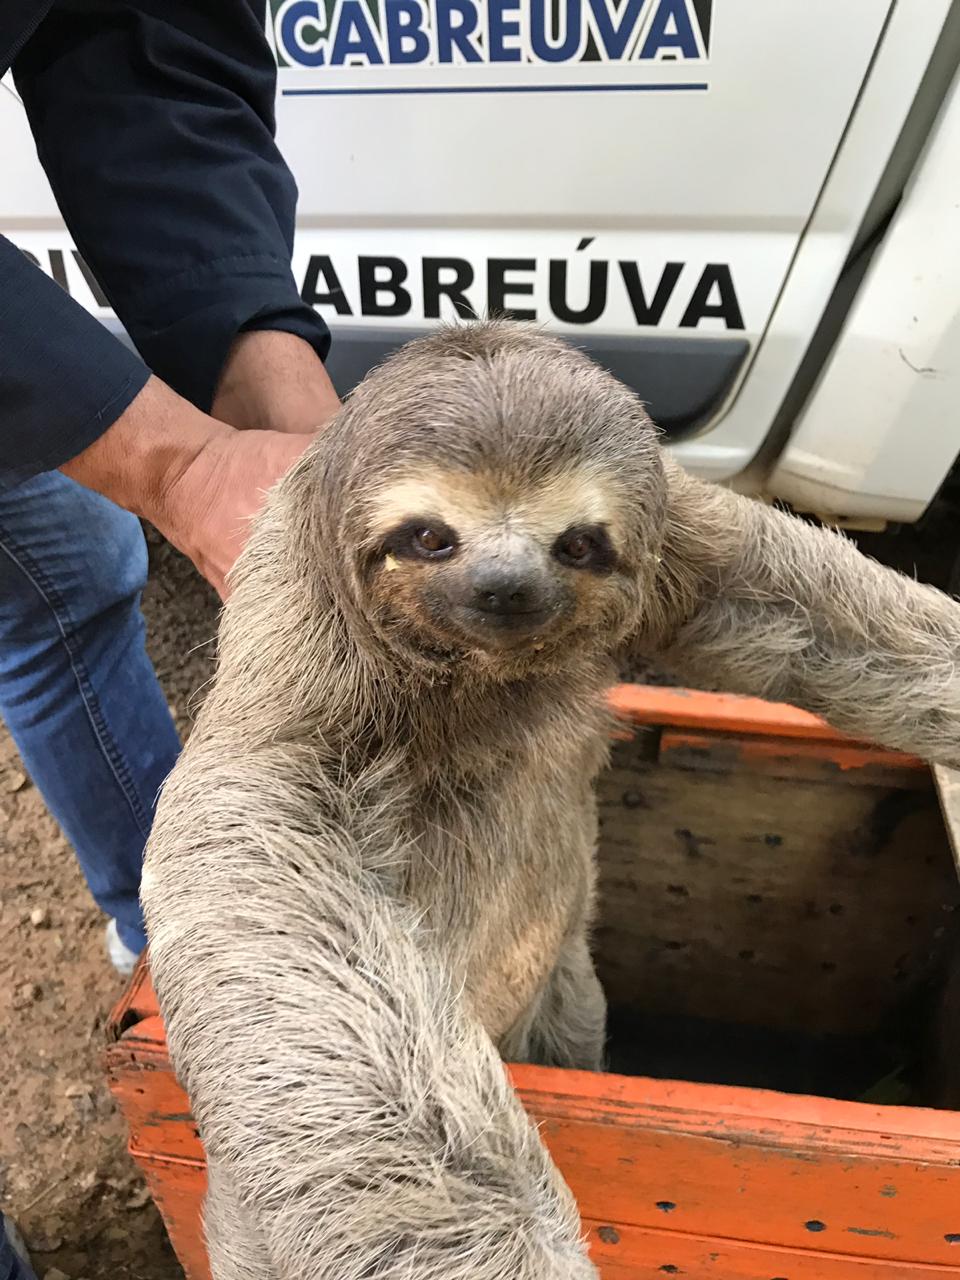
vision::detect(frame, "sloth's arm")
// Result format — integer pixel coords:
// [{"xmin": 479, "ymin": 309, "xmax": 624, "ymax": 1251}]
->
[
  {"xmin": 628, "ymin": 459, "xmax": 960, "ymax": 765},
  {"xmin": 142, "ymin": 744, "xmax": 593, "ymax": 1280}
]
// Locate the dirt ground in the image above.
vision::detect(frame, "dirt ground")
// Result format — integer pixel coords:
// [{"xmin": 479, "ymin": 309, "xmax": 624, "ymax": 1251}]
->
[
  {"xmin": 1, "ymin": 498, "xmax": 956, "ymax": 1280},
  {"xmin": 0, "ymin": 532, "xmax": 219, "ymax": 1280}
]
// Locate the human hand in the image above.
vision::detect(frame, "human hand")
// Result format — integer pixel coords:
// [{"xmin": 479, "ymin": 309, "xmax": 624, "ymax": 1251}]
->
[
  {"xmin": 155, "ymin": 426, "xmax": 312, "ymax": 598},
  {"xmin": 60, "ymin": 375, "xmax": 316, "ymax": 599}
]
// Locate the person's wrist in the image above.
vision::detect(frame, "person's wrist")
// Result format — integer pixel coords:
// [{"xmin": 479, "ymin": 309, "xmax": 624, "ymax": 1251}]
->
[
  {"xmin": 212, "ymin": 329, "xmax": 340, "ymax": 433},
  {"xmin": 60, "ymin": 375, "xmax": 231, "ymax": 530}
]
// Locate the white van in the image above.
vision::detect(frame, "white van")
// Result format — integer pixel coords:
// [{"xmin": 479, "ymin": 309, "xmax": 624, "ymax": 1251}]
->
[{"xmin": 4, "ymin": 1, "xmax": 959, "ymax": 560}]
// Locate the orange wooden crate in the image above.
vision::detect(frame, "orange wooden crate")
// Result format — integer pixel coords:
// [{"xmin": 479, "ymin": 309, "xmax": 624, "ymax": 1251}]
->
[{"xmin": 104, "ymin": 686, "xmax": 960, "ymax": 1279}]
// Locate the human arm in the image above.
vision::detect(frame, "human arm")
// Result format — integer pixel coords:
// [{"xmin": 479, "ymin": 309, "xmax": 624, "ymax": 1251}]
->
[
  {"xmin": 628, "ymin": 459, "xmax": 960, "ymax": 764},
  {"xmin": 6, "ymin": 0, "xmax": 340, "ymax": 587},
  {"xmin": 2, "ymin": 234, "xmax": 333, "ymax": 595},
  {"xmin": 13, "ymin": 0, "xmax": 330, "ymax": 415},
  {"xmin": 0, "ymin": 235, "xmax": 151, "ymax": 490}
]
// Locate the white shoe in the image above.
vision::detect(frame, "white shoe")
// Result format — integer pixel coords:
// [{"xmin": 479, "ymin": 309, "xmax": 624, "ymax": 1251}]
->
[{"xmin": 105, "ymin": 918, "xmax": 141, "ymax": 978}]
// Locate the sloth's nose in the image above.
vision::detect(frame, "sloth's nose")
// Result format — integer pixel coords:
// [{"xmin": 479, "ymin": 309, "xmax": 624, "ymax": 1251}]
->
[{"xmin": 470, "ymin": 567, "xmax": 545, "ymax": 616}]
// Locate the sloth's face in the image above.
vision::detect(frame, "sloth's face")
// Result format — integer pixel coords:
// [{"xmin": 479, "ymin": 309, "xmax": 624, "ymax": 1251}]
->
[{"xmin": 363, "ymin": 465, "xmax": 645, "ymax": 664}]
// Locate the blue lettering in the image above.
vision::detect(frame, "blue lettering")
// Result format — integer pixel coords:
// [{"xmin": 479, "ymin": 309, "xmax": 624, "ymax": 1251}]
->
[
  {"xmin": 331, "ymin": 0, "xmax": 384, "ymax": 65},
  {"xmin": 279, "ymin": 0, "xmax": 326, "ymax": 67},
  {"xmin": 385, "ymin": 0, "xmax": 431, "ymax": 62},
  {"xmin": 487, "ymin": 0, "xmax": 522, "ymax": 61},
  {"xmin": 530, "ymin": 0, "xmax": 582, "ymax": 62},
  {"xmin": 639, "ymin": 0, "xmax": 700, "ymax": 60},
  {"xmin": 586, "ymin": 0, "xmax": 645, "ymax": 60},
  {"xmin": 435, "ymin": 0, "xmax": 482, "ymax": 62}
]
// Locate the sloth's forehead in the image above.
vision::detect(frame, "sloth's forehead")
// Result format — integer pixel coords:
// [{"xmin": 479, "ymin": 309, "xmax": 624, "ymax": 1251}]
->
[{"xmin": 368, "ymin": 466, "xmax": 621, "ymax": 543}]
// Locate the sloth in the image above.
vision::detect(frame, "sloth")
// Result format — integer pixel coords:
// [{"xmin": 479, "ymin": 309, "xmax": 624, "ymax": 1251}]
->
[{"xmin": 142, "ymin": 322, "xmax": 960, "ymax": 1280}]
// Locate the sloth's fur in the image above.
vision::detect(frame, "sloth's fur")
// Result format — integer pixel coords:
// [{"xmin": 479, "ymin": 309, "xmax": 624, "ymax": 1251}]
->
[{"xmin": 142, "ymin": 323, "xmax": 960, "ymax": 1280}]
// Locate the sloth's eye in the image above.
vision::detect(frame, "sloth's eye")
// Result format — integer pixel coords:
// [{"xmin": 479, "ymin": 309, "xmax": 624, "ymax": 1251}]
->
[
  {"xmin": 415, "ymin": 528, "xmax": 451, "ymax": 555},
  {"xmin": 560, "ymin": 533, "xmax": 591, "ymax": 562},
  {"xmin": 384, "ymin": 519, "xmax": 458, "ymax": 563},
  {"xmin": 553, "ymin": 525, "xmax": 616, "ymax": 573}
]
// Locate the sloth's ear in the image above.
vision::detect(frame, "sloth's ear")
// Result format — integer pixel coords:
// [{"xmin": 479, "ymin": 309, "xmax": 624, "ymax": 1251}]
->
[{"xmin": 621, "ymin": 459, "xmax": 960, "ymax": 767}]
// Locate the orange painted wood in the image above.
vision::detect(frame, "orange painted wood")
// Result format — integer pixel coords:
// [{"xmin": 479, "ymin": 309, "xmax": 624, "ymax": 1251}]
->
[
  {"xmin": 112, "ymin": 1149, "xmax": 960, "ymax": 1280},
  {"xmin": 103, "ymin": 684, "xmax": 960, "ymax": 1279},
  {"xmin": 607, "ymin": 684, "xmax": 839, "ymax": 738},
  {"xmin": 106, "ymin": 1025, "xmax": 201, "ymax": 1165},
  {"xmin": 607, "ymin": 685, "xmax": 923, "ymax": 763},
  {"xmin": 582, "ymin": 1220, "xmax": 960, "ymax": 1279},
  {"xmin": 105, "ymin": 992, "xmax": 960, "ymax": 1274},
  {"xmin": 135, "ymin": 1158, "xmax": 210, "ymax": 1280},
  {"xmin": 512, "ymin": 1065, "xmax": 960, "ymax": 1268},
  {"xmin": 659, "ymin": 727, "xmax": 928, "ymax": 776}
]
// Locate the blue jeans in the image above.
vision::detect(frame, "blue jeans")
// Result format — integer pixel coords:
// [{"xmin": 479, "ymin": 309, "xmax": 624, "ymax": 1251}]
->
[
  {"xmin": 1, "ymin": 1218, "xmax": 37, "ymax": 1280},
  {"xmin": 0, "ymin": 471, "xmax": 181, "ymax": 953}
]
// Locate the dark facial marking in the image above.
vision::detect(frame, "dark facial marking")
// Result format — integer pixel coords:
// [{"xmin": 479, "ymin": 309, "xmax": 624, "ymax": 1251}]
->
[
  {"xmin": 384, "ymin": 518, "xmax": 458, "ymax": 563},
  {"xmin": 552, "ymin": 524, "xmax": 617, "ymax": 574}
]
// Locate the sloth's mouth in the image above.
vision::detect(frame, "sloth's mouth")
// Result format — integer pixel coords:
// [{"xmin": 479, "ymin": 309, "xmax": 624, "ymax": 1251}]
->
[{"xmin": 452, "ymin": 604, "xmax": 560, "ymax": 647}]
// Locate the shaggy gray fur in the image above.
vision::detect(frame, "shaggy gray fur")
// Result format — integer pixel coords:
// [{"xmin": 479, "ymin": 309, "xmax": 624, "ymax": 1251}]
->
[{"xmin": 142, "ymin": 323, "xmax": 960, "ymax": 1280}]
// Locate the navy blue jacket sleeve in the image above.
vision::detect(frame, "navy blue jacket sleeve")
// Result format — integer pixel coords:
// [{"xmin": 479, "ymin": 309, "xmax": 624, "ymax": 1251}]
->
[
  {"xmin": 5, "ymin": 0, "xmax": 329, "ymax": 480},
  {"xmin": 0, "ymin": 235, "xmax": 150, "ymax": 490}
]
